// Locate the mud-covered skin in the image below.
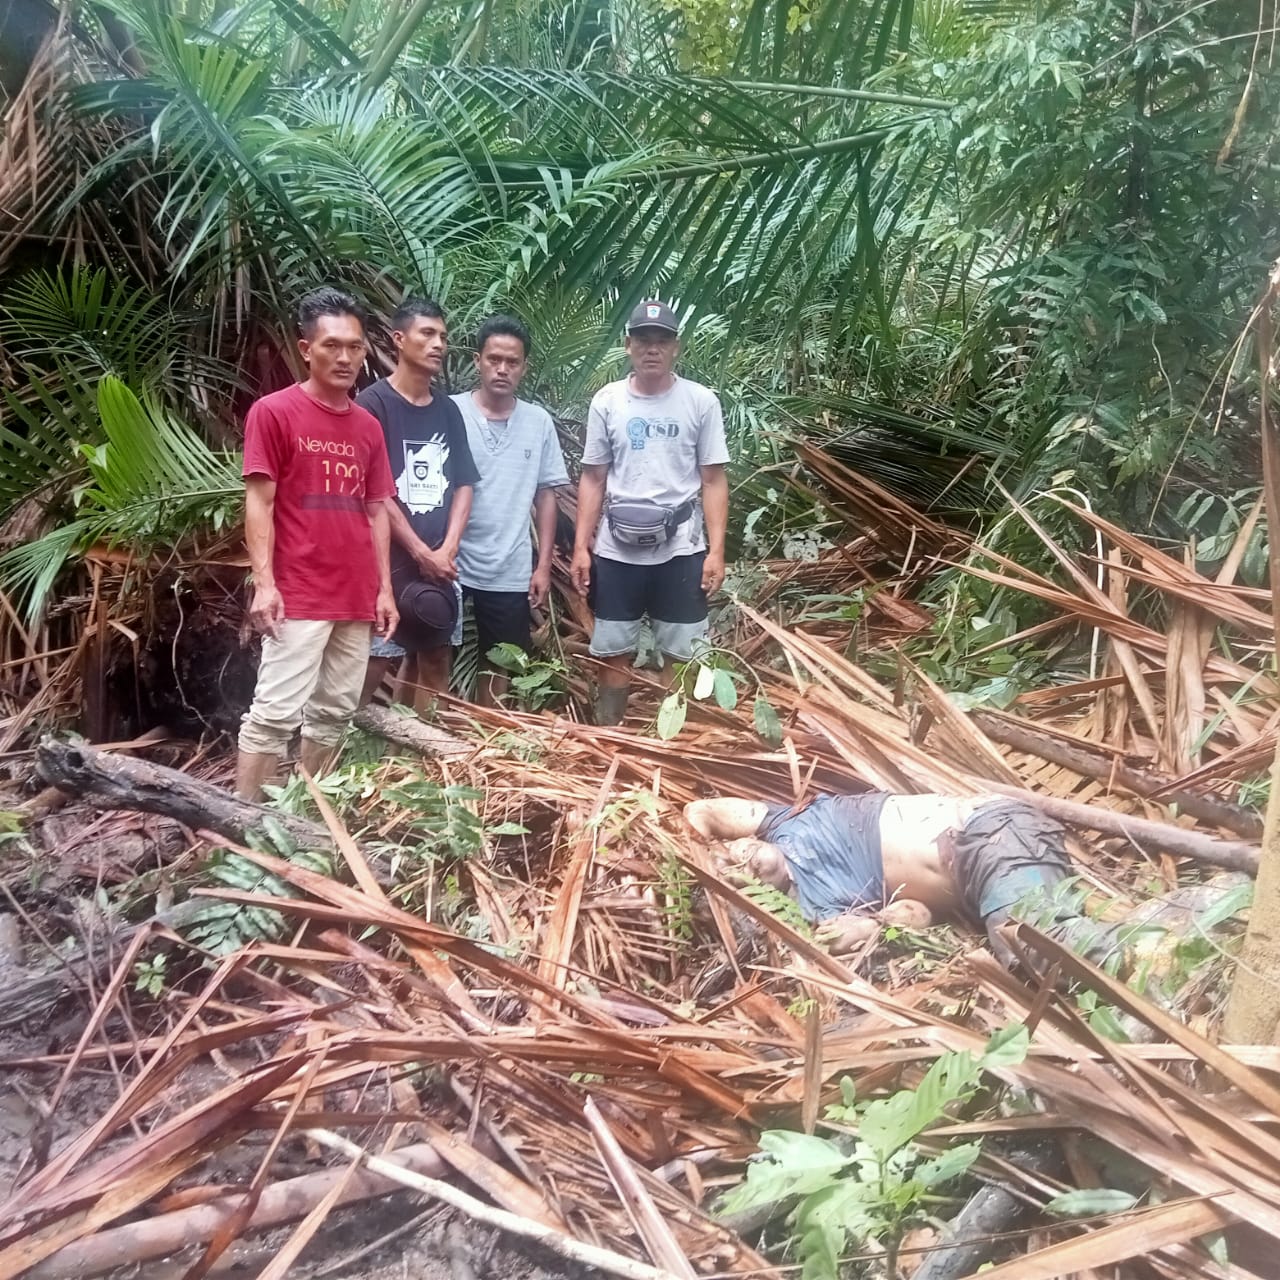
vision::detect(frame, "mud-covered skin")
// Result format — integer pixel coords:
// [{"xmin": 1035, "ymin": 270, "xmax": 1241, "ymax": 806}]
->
[{"xmin": 685, "ymin": 793, "xmax": 1072, "ymax": 952}]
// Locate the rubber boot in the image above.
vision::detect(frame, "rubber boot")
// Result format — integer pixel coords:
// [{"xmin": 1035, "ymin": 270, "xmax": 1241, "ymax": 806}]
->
[
  {"xmin": 594, "ymin": 684, "xmax": 630, "ymax": 726},
  {"xmin": 235, "ymin": 751, "xmax": 281, "ymax": 802},
  {"xmin": 297, "ymin": 736, "xmax": 337, "ymax": 779}
]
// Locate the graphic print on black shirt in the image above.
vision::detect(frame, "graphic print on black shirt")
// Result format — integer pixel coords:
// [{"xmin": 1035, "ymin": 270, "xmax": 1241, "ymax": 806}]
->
[{"xmin": 354, "ymin": 380, "xmax": 480, "ymax": 584}]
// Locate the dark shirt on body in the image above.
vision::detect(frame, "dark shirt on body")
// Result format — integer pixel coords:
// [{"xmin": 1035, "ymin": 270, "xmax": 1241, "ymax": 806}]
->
[
  {"xmin": 354, "ymin": 380, "xmax": 480, "ymax": 589},
  {"xmin": 759, "ymin": 793, "xmax": 888, "ymax": 921}
]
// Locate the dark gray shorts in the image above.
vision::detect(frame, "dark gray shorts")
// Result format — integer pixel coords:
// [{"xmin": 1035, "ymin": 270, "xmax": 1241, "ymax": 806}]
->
[
  {"xmin": 587, "ymin": 552, "xmax": 709, "ymax": 660},
  {"xmin": 947, "ymin": 800, "xmax": 1073, "ymax": 928}
]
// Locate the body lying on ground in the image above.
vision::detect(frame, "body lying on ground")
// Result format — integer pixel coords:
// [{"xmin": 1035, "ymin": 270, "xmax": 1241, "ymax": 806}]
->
[{"xmin": 684, "ymin": 791, "xmax": 1087, "ymax": 961}]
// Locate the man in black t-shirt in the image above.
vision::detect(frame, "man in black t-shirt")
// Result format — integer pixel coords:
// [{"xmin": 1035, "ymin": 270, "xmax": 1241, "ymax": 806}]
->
[{"xmin": 356, "ymin": 298, "xmax": 479, "ymax": 709}]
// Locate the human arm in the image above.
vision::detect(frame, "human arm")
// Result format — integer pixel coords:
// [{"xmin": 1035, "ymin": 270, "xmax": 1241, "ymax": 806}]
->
[
  {"xmin": 440, "ymin": 484, "xmax": 472, "ymax": 568},
  {"xmin": 530, "ymin": 486, "xmax": 559, "ymax": 608},
  {"xmin": 366, "ymin": 499, "xmax": 397, "ymax": 638},
  {"xmin": 571, "ymin": 464, "xmax": 608, "ymax": 597},
  {"xmin": 683, "ymin": 797, "xmax": 769, "ymax": 841},
  {"xmin": 244, "ymin": 475, "xmax": 284, "ymax": 638},
  {"xmin": 385, "ymin": 499, "xmax": 457, "ymax": 581},
  {"xmin": 699, "ymin": 463, "xmax": 728, "ymax": 595},
  {"xmin": 815, "ymin": 899, "xmax": 934, "ymax": 955}
]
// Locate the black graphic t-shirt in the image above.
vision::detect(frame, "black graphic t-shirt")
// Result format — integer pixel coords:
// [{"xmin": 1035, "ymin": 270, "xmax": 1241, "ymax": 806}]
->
[{"xmin": 355, "ymin": 379, "xmax": 480, "ymax": 583}]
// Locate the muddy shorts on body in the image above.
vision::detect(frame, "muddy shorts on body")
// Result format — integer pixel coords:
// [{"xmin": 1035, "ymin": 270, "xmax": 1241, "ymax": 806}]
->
[
  {"xmin": 948, "ymin": 799, "xmax": 1073, "ymax": 931},
  {"xmin": 588, "ymin": 552, "xmax": 709, "ymax": 660},
  {"xmin": 240, "ymin": 619, "xmax": 373, "ymax": 754}
]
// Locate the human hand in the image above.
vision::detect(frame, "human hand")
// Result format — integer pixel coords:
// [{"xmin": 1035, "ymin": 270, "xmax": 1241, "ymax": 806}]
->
[
  {"xmin": 814, "ymin": 913, "xmax": 879, "ymax": 955},
  {"xmin": 701, "ymin": 550, "xmax": 726, "ymax": 596},
  {"xmin": 249, "ymin": 584, "xmax": 285, "ymax": 639},
  {"xmin": 529, "ymin": 565, "xmax": 551, "ymax": 610},
  {"xmin": 414, "ymin": 543, "xmax": 457, "ymax": 581},
  {"xmin": 374, "ymin": 586, "xmax": 398, "ymax": 639},
  {"xmin": 570, "ymin": 547, "xmax": 592, "ymax": 598}
]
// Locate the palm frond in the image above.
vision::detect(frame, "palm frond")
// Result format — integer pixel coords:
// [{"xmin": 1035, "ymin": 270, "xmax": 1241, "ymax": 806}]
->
[{"xmin": 0, "ymin": 375, "xmax": 241, "ymax": 618}]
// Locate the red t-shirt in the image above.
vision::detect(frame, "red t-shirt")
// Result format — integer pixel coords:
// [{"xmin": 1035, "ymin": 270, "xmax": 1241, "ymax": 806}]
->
[{"xmin": 242, "ymin": 384, "xmax": 396, "ymax": 621}]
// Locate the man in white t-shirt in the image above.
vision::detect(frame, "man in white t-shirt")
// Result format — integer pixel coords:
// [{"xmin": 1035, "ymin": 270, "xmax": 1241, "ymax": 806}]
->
[
  {"xmin": 570, "ymin": 300, "xmax": 730, "ymax": 725},
  {"xmin": 452, "ymin": 315, "xmax": 569, "ymax": 704}
]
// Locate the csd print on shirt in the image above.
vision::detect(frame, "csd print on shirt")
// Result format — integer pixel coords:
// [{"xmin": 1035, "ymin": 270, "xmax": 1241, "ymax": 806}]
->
[
  {"xmin": 400, "ymin": 437, "xmax": 449, "ymax": 514},
  {"xmin": 625, "ymin": 417, "xmax": 681, "ymax": 451}
]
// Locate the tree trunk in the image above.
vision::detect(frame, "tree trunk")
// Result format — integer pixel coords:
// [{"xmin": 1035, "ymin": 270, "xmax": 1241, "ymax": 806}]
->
[
  {"xmin": 34, "ymin": 737, "xmax": 331, "ymax": 850},
  {"xmin": 1223, "ymin": 259, "xmax": 1280, "ymax": 1045}
]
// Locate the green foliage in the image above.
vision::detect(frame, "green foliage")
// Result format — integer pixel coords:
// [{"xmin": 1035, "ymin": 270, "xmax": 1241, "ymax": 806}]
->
[
  {"xmin": 753, "ymin": 693, "xmax": 783, "ymax": 746},
  {"xmin": 3, "ymin": 0, "xmax": 1277, "ymax": 716},
  {"xmin": 186, "ymin": 821, "xmax": 333, "ymax": 955},
  {"xmin": 486, "ymin": 643, "xmax": 568, "ymax": 711},
  {"xmin": 721, "ymin": 1024, "xmax": 1030, "ymax": 1279},
  {"xmin": 658, "ymin": 850, "xmax": 696, "ymax": 940},
  {"xmin": 0, "ymin": 375, "xmax": 240, "ymax": 618},
  {"xmin": 1044, "ymin": 1188, "xmax": 1139, "ymax": 1218},
  {"xmin": 739, "ymin": 874, "xmax": 812, "ymax": 936},
  {"xmin": 133, "ymin": 953, "xmax": 168, "ymax": 997},
  {"xmin": 656, "ymin": 690, "xmax": 689, "ymax": 740}
]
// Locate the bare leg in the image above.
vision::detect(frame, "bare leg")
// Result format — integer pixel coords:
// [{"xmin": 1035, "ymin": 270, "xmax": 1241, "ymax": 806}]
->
[
  {"xmin": 234, "ymin": 751, "xmax": 281, "ymax": 801},
  {"xmin": 477, "ymin": 670, "xmax": 509, "ymax": 707},
  {"xmin": 684, "ymin": 797, "xmax": 771, "ymax": 840},
  {"xmin": 400, "ymin": 646, "xmax": 451, "ymax": 716},
  {"xmin": 361, "ymin": 656, "xmax": 394, "ymax": 706},
  {"xmin": 660, "ymin": 654, "xmax": 687, "ymax": 691},
  {"xmin": 297, "ymin": 735, "xmax": 338, "ymax": 779}
]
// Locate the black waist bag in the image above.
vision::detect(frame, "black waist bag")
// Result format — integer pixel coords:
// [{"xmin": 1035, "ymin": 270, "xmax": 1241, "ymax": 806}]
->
[{"xmin": 605, "ymin": 498, "xmax": 693, "ymax": 548}]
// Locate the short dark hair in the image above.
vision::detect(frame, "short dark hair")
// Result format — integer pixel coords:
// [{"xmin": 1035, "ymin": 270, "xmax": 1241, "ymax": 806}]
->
[
  {"xmin": 475, "ymin": 314, "xmax": 531, "ymax": 359},
  {"xmin": 298, "ymin": 288, "xmax": 365, "ymax": 337},
  {"xmin": 392, "ymin": 296, "xmax": 446, "ymax": 331}
]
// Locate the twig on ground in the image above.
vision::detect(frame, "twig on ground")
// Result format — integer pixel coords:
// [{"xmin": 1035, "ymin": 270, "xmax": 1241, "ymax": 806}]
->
[{"xmin": 305, "ymin": 1128, "xmax": 687, "ymax": 1280}]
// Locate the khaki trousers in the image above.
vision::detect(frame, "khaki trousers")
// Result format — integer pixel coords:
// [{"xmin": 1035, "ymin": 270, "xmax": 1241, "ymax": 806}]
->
[{"xmin": 239, "ymin": 619, "xmax": 372, "ymax": 756}]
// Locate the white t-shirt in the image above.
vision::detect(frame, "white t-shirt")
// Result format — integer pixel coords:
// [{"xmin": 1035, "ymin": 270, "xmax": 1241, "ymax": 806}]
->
[
  {"xmin": 452, "ymin": 393, "xmax": 569, "ymax": 592},
  {"xmin": 582, "ymin": 375, "xmax": 730, "ymax": 565}
]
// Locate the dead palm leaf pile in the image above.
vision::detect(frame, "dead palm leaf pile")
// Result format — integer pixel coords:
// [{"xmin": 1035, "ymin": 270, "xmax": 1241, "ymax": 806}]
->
[{"xmin": 1, "ymin": 452, "xmax": 1277, "ymax": 1279}]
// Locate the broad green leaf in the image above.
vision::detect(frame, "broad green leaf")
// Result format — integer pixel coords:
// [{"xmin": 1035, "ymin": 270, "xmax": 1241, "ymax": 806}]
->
[
  {"xmin": 487, "ymin": 821, "xmax": 530, "ymax": 836},
  {"xmin": 713, "ymin": 668, "xmax": 738, "ymax": 709},
  {"xmin": 858, "ymin": 1050, "xmax": 982, "ymax": 1159},
  {"xmin": 915, "ymin": 1140, "xmax": 982, "ymax": 1188},
  {"xmin": 656, "ymin": 692, "xmax": 687, "ymax": 740},
  {"xmin": 981, "ymin": 1023, "xmax": 1029, "ymax": 1067},
  {"xmin": 1044, "ymin": 1188, "xmax": 1139, "ymax": 1218},
  {"xmin": 693, "ymin": 662, "xmax": 716, "ymax": 700},
  {"xmin": 1195, "ymin": 882, "xmax": 1253, "ymax": 932},
  {"xmin": 753, "ymin": 694, "xmax": 783, "ymax": 746}
]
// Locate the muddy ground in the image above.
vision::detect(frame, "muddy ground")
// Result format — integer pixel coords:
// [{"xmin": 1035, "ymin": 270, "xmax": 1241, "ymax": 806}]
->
[{"xmin": 0, "ymin": 775, "xmax": 589, "ymax": 1280}]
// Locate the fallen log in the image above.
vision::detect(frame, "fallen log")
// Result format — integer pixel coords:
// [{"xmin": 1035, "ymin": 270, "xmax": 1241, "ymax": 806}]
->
[
  {"xmin": 34, "ymin": 715, "xmax": 472, "ymax": 854},
  {"xmin": 23, "ymin": 1142, "xmax": 450, "ymax": 1280},
  {"xmin": 972, "ymin": 709, "xmax": 1263, "ymax": 840},
  {"xmin": 987, "ymin": 783, "xmax": 1260, "ymax": 875},
  {"xmin": 35, "ymin": 737, "xmax": 330, "ymax": 851},
  {"xmin": 0, "ymin": 900, "xmax": 204, "ymax": 1031},
  {"xmin": 353, "ymin": 703, "xmax": 474, "ymax": 759}
]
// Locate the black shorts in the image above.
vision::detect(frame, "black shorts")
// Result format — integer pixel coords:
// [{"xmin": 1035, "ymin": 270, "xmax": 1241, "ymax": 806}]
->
[
  {"xmin": 588, "ymin": 552, "xmax": 709, "ymax": 660},
  {"xmin": 465, "ymin": 587, "xmax": 532, "ymax": 659}
]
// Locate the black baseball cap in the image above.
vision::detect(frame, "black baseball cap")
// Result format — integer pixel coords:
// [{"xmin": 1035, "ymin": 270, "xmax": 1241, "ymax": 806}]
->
[{"xmin": 626, "ymin": 299, "xmax": 679, "ymax": 335}]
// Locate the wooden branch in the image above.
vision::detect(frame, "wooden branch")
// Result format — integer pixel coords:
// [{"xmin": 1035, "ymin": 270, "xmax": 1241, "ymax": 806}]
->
[
  {"xmin": 25, "ymin": 1142, "xmax": 450, "ymax": 1280},
  {"xmin": 352, "ymin": 704, "xmax": 474, "ymax": 759},
  {"xmin": 35, "ymin": 737, "xmax": 330, "ymax": 850},
  {"xmin": 307, "ymin": 1128, "xmax": 684, "ymax": 1280},
  {"xmin": 988, "ymin": 784, "xmax": 1260, "ymax": 876},
  {"xmin": 972, "ymin": 709, "xmax": 1263, "ymax": 839}
]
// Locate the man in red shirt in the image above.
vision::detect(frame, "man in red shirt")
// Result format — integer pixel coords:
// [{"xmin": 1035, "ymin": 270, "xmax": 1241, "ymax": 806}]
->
[{"xmin": 236, "ymin": 289, "xmax": 398, "ymax": 799}]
